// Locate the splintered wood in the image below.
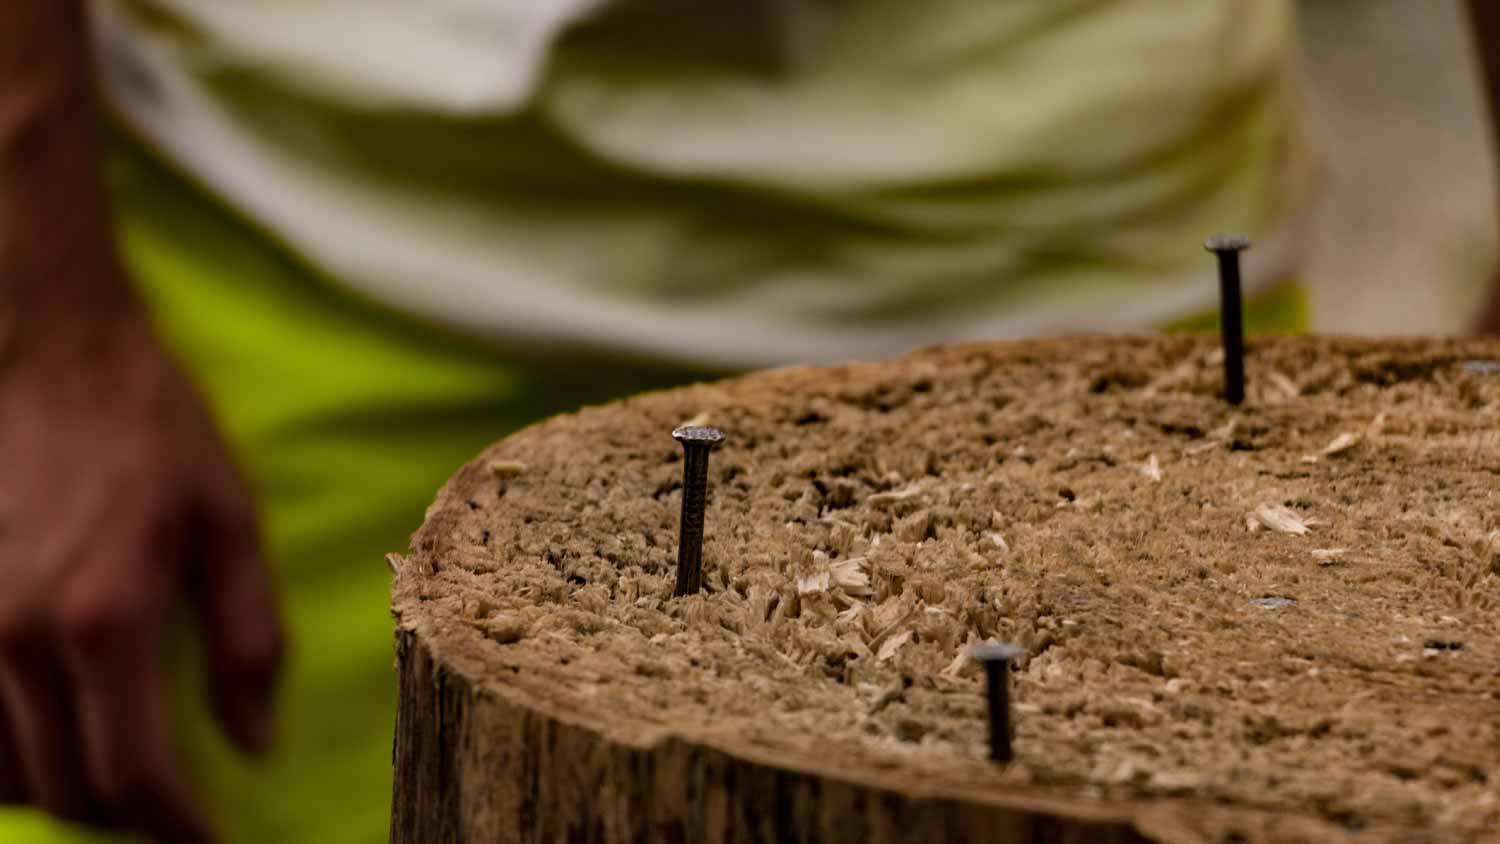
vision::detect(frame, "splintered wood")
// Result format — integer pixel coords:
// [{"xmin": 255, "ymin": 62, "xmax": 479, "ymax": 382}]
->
[{"xmin": 394, "ymin": 336, "xmax": 1500, "ymax": 844}]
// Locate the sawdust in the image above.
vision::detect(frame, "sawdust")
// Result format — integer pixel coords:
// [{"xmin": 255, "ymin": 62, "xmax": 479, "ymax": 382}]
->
[{"xmin": 396, "ymin": 335, "xmax": 1500, "ymax": 843}]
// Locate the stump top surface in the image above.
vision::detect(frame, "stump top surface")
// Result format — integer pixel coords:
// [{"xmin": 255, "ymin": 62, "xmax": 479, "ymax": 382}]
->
[{"xmin": 394, "ymin": 335, "xmax": 1500, "ymax": 843}]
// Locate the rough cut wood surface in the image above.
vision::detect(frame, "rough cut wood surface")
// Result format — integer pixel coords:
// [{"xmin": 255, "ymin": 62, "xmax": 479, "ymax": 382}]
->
[{"xmin": 391, "ymin": 335, "xmax": 1500, "ymax": 844}]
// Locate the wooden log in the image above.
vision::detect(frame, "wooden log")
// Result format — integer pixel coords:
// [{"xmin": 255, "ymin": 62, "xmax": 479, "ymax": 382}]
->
[
  {"xmin": 391, "ymin": 628, "xmax": 1151, "ymax": 843},
  {"xmin": 392, "ymin": 336, "xmax": 1500, "ymax": 843}
]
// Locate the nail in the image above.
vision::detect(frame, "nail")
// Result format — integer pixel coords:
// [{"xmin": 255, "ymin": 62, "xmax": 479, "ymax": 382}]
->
[
  {"xmin": 970, "ymin": 642, "xmax": 1024, "ymax": 763},
  {"xmin": 1204, "ymin": 234, "xmax": 1250, "ymax": 406},
  {"xmin": 671, "ymin": 425, "xmax": 725, "ymax": 597}
]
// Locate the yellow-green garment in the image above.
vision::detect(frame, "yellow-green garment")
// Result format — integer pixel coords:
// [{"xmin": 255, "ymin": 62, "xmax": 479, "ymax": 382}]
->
[{"xmin": 0, "ymin": 143, "xmax": 713, "ymax": 844}]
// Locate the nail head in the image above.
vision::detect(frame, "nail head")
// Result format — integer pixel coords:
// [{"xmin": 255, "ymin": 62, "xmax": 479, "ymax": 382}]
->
[
  {"xmin": 970, "ymin": 643, "xmax": 1024, "ymax": 663},
  {"xmin": 672, "ymin": 425, "xmax": 726, "ymax": 446},
  {"xmin": 1204, "ymin": 234, "xmax": 1251, "ymax": 253}
]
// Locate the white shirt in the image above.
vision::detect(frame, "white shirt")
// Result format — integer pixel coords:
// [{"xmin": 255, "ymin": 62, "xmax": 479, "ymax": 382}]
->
[{"xmin": 94, "ymin": 0, "xmax": 1312, "ymax": 368}]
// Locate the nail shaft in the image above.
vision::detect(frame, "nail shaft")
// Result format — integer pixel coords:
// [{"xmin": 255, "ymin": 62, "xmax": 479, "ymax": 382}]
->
[
  {"xmin": 983, "ymin": 660, "xmax": 1011, "ymax": 762},
  {"xmin": 672, "ymin": 425, "xmax": 724, "ymax": 597},
  {"xmin": 1205, "ymin": 235, "xmax": 1250, "ymax": 406},
  {"xmin": 970, "ymin": 643, "xmax": 1023, "ymax": 763}
]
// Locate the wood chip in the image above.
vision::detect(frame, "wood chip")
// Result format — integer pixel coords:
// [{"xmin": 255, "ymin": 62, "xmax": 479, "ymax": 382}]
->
[
  {"xmin": 895, "ymin": 511, "xmax": 934, "ymax": 542},
  {"xmin": 1140, "ymin": 454, "xmax": 1163, "ymax": 482},
  {"xmin": 828, "ymin": 557, "xmax": 873, "ymax": 598},
  {"xmin": 484, "ymin": 616, "xmax": 527, "ymax": 645},
  {"xmin": 875, "ymin": 629, "xmax": 913, "ymax": 663},
  {"xmin": 1320, "ymin": 433, "xmax": 1360, "ymax": 457},
  {"xmin": 1210, "ymin": 418, "xmax": 1239, "ymax": 441},
  {"xmin": 489, "ymin": 460, "xmax": 528, "ymax": 477},
  {"xmin": 866, "ymin": 677, "xmax": 906, "ymax": 713},
  {"xmin": 796, "ymin": 572, "xmax": 831, "ymax": 595},
  {"xmin": 1249, "ymin": 596, "xmax": 1296, "ymax": 610},
  {"xmin": 1248, "ymin": 503, "xmax": 1311, "ymax": 535},
  {"xmin": 1185, "ymin": 440, "xmax": 1221, "ymax": 457},
  {"xmin": 941, "ymin": 633, "xmax": 981, "ymax": 677},
  {"xmin": 866, "ymin": 485, "xmax": 923, "ymax": 509},
  {"xmin": 1266, "ymin": 370, "xmax": 1301, "ymax": 398},
  {"xmin": 868, "ymin": 605, "xmax": 922, "ymax": 653}
]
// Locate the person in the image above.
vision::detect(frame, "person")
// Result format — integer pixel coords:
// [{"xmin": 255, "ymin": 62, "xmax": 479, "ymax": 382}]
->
[{"xmin": 1, "ymin": 2, "xmax": 1496, "ymax": 843}]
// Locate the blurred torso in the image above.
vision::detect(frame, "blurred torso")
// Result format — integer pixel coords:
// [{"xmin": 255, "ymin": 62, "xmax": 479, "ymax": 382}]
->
[{"xmin": 96, "ymin": 0, "xmax": 1310, "ymax": 367}]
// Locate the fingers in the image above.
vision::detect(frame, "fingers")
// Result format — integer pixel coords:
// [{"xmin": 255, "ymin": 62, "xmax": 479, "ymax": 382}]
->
[
  {"xmin": 0, "ymin": 632, "xmax": 90, "ymax": 822},
  {"xmin": 54, "ymin": 574, "xmax": 217, "ymax": 844},
  {"xmin": 192, "ymin": 491, "xmax": 284, "ymax": 757}
]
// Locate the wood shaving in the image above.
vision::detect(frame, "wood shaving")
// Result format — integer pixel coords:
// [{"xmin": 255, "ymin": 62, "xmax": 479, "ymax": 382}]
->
[
  {"xmin": 866, "ymin": 485, "xmax": 923, "ymax": 509},
  {"xmin": 829, "ymin": 557, "xmax": 873, "ymax": 598},
  {"xmin": 1210, "ymin": 418, "xmax": 1238, "ymax": 441},
  {"xmin": 941, "ymin": 633, "xmax": 981, "ymax": 677},
  {"xmin": 1265, "ymin": 370, "xmax": 1301, "ymax": 398},
  {"xmin": 1140, "ymin": 454, "xmax": 1163, "ymax": 482},
  {"xmin": 875, "ymin": 629, "xmax": 913, "ymax": 663},
  {"xmin": 483, "ymin": 616, "xmax": 527, "ymax": 645},
  {"xmin": 1185, "ymin": 440, "xmax": 1220, "ymax": 457},
  {"xmin": 1247, "ymin": 503, "xmax": 1311, "ymax": 535},
  {"xmin": 796, "ymin": 572, "xmax": 831, "ymax": 595},
  {"xmin": 868, "ymin": 605, "xmax": 922, "ymax": 654},
  {"xmin": 489, "ymin": 460, "xmax": 529, "ymax": 477},
  {"xmin": 1320, "ymin": 432, "xmax": 1360, "ymax": 456},
  {"xmin": 866, "ymin": 678, "xmax": 906, "ymax": 714}
]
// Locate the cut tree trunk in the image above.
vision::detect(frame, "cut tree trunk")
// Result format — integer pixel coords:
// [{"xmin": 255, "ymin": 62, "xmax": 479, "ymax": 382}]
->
[
  {"xmin": 390, "ymin": 628, "xmax": 1146, "ymax": 843},
  {"xmin": 391, "ymin": 336, "xmax": 1500, "ymax": 843}
]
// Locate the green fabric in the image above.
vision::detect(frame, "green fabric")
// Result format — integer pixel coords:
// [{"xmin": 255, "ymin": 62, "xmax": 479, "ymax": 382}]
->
[{"xmin": 0, "ymin": 141, "xmax": 703, "ymax": 844}]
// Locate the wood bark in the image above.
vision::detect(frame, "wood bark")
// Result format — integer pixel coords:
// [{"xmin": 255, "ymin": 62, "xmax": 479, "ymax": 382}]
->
[{"xmin": 391, "ymin": 628, "xmax": 1147, "ymax": 843}]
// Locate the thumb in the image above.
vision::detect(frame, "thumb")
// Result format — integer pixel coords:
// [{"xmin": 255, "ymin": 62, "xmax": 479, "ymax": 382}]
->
[{"xmin": 192, "ymin": 495, "xmax": 284, "ymax": 758}]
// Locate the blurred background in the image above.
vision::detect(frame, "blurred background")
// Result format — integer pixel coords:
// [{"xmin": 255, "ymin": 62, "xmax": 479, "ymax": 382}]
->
[
  {"xmin": 1298, "ymin": 0, "xmax": 1497, "ymax": 333},
  {"xmin": 4, "ymin": 4, "xmax": 1500, "ymax": 844}
]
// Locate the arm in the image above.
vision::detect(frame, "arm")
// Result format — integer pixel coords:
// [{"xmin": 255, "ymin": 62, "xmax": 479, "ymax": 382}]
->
[
  {"xmin": 1466, "ymin": 0, "xmax": 1500, "ymax": 333},
  {"xmin": 0, "ymin": 5, "xmax": 283, "ymax": 842}
]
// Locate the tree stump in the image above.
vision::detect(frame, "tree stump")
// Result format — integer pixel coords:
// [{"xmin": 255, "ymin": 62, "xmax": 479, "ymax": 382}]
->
[{"xmin": 391, "ymin": 336, "xmax": 1500, "ymax": 843}]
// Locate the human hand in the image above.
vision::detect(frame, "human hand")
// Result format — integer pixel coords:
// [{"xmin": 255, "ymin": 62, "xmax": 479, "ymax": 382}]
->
[{"xmin": 0, "ymin": 304, "xmax": 283, "ymax": 843}]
